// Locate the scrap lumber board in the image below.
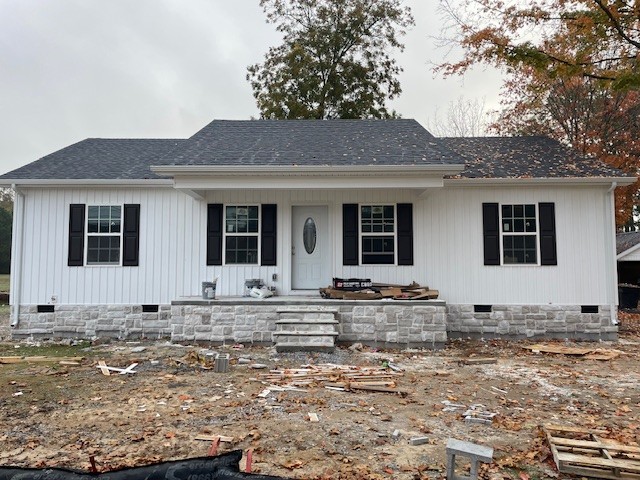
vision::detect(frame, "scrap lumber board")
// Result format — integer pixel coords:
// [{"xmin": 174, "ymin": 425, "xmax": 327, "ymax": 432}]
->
[
  {"xmin": 194, "ymin": 434, "xmax": 235, "ymax": 443},
  {"xmin": 97, "ymin": 361, "xmax": 111, "ymax": 376},
  {"xmin": 0, "ymin": 356, "xmax": 84, "ymax": 364},
  {"xmin": 544, "ymin": 425, "xmax": 640, "ymax": 479}
]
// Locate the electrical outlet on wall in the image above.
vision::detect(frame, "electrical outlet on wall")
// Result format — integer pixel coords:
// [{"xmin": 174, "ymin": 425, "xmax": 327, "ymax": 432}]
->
[{"xmin": 50, "ymin": 295, "xmax": 58, "ymax": 304}]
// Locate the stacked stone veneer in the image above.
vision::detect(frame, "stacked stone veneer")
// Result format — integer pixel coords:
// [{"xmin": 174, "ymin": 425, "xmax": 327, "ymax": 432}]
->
[
  {"xmin": 10, "ymin": 301, "xmax": 617, "ymax": 344},
  {"xmin": 446, "ymin": 304, "xmax": 617, "ymax": 341},
  {"xmin": 11, "ymin": 305, "xmax": 172, "ymax": 339}
]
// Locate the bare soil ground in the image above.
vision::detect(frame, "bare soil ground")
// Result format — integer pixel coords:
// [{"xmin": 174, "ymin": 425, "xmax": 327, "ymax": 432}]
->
[{"xmin": 0, "ymin": 313, "xmax": 638, "ymax": 480}]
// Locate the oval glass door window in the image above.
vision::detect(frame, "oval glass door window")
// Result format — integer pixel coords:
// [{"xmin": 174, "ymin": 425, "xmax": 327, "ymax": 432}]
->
[{"xmin": 303, "ymin": 217, "xmax": 317, "ymax": 254}]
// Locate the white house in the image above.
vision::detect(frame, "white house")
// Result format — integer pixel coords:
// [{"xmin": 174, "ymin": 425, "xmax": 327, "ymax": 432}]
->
[{"xmin": 1, "ymin": 119, "xmax": 634, "ymax": 348}]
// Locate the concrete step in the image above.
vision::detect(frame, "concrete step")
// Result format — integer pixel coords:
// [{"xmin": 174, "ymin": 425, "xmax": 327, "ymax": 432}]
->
[
  {"xmin": 276, "ymin": 308, "xmax": 339, "ymax": 314},
  {"xmin": 275, "ymin": 319, "xmax": 339, "ymax": 324},
  {"xmin": 274, "ymin": 331, "xmax": 339, "ymax": 337},
  {"xmin": 274, "ymin": 332, "xmax": 337, "ymax": 353},
  {"xmin": 275, "ymin": 322, "xmax": 338, "ymax": 333}
]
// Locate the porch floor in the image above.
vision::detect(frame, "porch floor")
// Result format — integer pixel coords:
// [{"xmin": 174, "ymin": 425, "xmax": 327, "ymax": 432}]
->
[{"xmin": 172, "ymin": 295, "xmax": 446, "ymax": 306}]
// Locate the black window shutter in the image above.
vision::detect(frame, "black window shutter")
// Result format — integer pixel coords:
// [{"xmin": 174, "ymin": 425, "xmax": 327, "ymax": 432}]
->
[
  {"xmin": 261, "ymin": 204, "xmax": 277, "ymax": 266},
  {"xmin": 122, "ymin": 204, "xmax": 141, "ymax": 267},
  {"xmin": 207, "ymin": 204, "xmax": 223, "ymax": 266},
  {"xmin": 68, "ymin": 204, "xmax": 85, "ymax": 266},
  {"xmin": 397, "ymin": 203, "xmax": 413, "ymax": 265},
  {"xmin": 482, "ymin": 203, "xmax": 500, "ymax": 265},
  {"xmin": 539, "ymin": 202, "xmax": 557, "ymax": 265},
  {"xmin": 343, "ymin": 204, "xmax": 359, "ymax": 266}
]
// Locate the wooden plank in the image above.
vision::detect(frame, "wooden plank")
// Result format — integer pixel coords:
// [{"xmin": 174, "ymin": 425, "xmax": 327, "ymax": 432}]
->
[
  {"xmin": 194, "ymin": 435, "xmax": 234, "ymax": 443},
  {"xmin": 551, "ymin": 436, "xmax": 640, "ymax": 454},
  {"xmin": 0, "ymin": 356, "xmax": 84, "ymax": 364},
  {"xmin": 523, "ymin": 344, "xmax": 593, "ymax": 355},
  {"xmin": 545, "ymin": 424, "xmax": 608, "ymax": 435},
  {"xmin": 556, "ymin": 452, "xmax": 640, "ymax": 473},
  {"xmin": 460, "ymin": 358, "xmax": 497, "ymax": 365},
  {"xmin": 97, "ymin": 360, "xmax": 111, "ymax": 376},
  {"xmin": 308, "ymin": 413, "xmax": 319, "ymax": 422}
]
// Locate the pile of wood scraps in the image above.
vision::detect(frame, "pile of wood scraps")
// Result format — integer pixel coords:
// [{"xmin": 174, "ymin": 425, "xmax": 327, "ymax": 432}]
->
[
  {"xmin": 523, "ymin": 344, "xmax": 623, "ymax": 360},
  {"xmin": 256, "ymin": 363, "xmax": 407, "ymax": 395},
  {"xmin": 544, "ymin": 424, "xmax": 640, "ymax": 479},
  {"xmin": 320, "ymin": 279, "xmax": 439, "ymax": 301}
]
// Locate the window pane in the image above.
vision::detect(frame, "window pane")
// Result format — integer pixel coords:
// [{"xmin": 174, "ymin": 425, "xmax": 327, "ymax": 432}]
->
[
  {"xmin": 502, "ymin": 205, "xmax": 512, "ymax": 217},
  {"xmin": 248, "ymin": 219, "xmax": 258, "ymax": 233},
  {"xmin": 514, "ymin": 205, "xmax": 523, "ymax": 217},
  {"xmin": 87, "ymin": 235, "xmax": 120, "ymax": 265},
  {"xmin": 225, "ymin": 235, "xmax": 258, "ymax": 264},
  {"xmin": 88, "ymin": 220, "xmax": 99, "ymax": 233},
  {"xmin": 88, "ymin": 206, "xmax": 99, "ymax": 219},
  {"xmin": 111, "ymin": 219, "xmax": 121, "ymax": 233},
  {"xmin": 525, "ymin": 204, "xmax": 535, "ymax": 217},
  {"xmin": 99, "ymin": 220, "xmax": 110, "ymax": 233},
  {"xmin": 514, "ymin": 219, "xmax": 524, "ymax": 232}
]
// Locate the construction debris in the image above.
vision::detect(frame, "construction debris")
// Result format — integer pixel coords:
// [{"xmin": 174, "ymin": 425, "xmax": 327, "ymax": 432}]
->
[
  {"xmin": 95, "ymin": 362, "xmax": 138, "ymax": 375},
  {"xmin": 523, "ymin": 344, "xmax": 623, "ymax": 360},
  {"xmin": 320, "ymin": 280, "xmax": 439, "ymax": 300},
  {"xmin": 256, "ymin": 363, "xmax": 406, "ymax": 395},
  {"xmin": 544, "ymin": 424, "xmax": 640, "ymax": 480},
  {"xmin": 0, "ymin": 356, "xmax": 84, "ymax": 364}
]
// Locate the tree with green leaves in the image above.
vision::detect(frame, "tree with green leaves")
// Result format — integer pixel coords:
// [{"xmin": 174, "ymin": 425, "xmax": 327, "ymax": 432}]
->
[
  {"xmin": 247, "ymin": 0, "xmax": 414, "ymax": 119},
  {"xmin": 0, "ymin": 188, "xmax": 12, "ymax": 274}
]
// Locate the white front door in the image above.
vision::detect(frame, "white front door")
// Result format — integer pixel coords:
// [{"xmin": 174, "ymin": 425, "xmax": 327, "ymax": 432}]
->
[{"xmin": 291, "ymin": 206, "xmax": 330, "ymax": 290}]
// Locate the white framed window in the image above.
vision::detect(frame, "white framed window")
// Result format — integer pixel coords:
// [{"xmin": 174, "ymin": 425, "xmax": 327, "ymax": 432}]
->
[
  {"xmin": 360, "ymin": 204, "xmax": 395, "ymax": 265},
  {"xmin": 86, "ymin": 205, "xmax": 122, "ymax": 265},
  {"xmin": 224, "ymin": 205, "xmax": 260, "ymax": 264},
  {"xmin": 501, "ymin": 204, "xmax": 538, "ymax": 265}
]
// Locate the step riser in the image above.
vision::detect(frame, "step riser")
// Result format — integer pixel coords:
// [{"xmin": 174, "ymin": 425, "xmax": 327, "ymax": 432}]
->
[
  {"xmin": 279, "ymin": 313, "xmax": 336, "ymax": 321},
  {"xmin": 275, "ymin": 324, "xmax": 337, "ymax": 333},
  {"xmin": 275, "ymin": 335, "xmax": 336, "ymax": 346}
]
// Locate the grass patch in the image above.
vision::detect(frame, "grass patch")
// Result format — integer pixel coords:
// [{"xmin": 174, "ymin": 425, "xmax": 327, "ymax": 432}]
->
[
  {"xmin": 0, "ymin": 304, "xmax": 8, "ymax": 315},
  {"xmin": 0, "ymin": 274, "xmax": 8, "ymax": 293},
  {"xmin": 0, "ymin": 341, "xmax": 93, "ymax": 357}
]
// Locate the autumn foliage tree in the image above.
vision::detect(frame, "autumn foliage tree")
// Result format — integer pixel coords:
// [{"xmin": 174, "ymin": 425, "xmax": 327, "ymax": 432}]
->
[
  {"xmin": 247, "ymin": 0, "xmax": 414, "ymax": 119},
  {"xmin": 437, "ymin": 0, "xmax": 640, "ymax": 226},
  {"xmin": 492, "ymin": 72, "xmax": 640, "ymax": 224}
]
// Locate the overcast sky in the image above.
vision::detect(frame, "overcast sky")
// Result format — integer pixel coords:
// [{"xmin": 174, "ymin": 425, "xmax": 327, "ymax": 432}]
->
[{"xmin": 0, "ymin": 0, "xmax": 503, "ymax": 175}]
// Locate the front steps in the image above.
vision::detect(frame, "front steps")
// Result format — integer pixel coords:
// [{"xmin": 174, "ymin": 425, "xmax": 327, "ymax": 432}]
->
[{"xmin": 274, "ymin": 308, "xmax": 339, "ymax": 352}]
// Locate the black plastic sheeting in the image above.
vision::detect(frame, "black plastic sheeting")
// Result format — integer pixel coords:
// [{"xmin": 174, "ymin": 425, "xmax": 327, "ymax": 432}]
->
[{"xmin": 0, "ymin": 450, "xmax": 290, "ymax": 480}]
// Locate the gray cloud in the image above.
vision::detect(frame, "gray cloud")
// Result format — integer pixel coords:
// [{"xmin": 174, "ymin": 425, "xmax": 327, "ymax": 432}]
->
[{"xmin": 0, "ymin": 0, "xmax": 503, "ymax": 175}]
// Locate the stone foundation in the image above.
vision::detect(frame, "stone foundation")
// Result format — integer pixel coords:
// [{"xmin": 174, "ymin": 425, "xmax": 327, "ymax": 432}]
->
[
  {"xmin": 446, "ymin": 304, "xmax": 617, "ymax": 341},
  {"xmin": 9, "ymin": 301, "xmax": 617, "ymax": 345}
]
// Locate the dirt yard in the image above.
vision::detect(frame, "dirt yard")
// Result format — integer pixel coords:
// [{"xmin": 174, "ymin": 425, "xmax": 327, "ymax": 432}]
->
[{"xmin": 0, "ymin": 313, "xmax": 638, "ymax": 480}]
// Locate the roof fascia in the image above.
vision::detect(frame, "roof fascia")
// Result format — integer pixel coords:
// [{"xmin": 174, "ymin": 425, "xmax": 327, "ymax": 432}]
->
[
  {"xmin": 445, "ymin": 177, "xmax": 637, "ymax": 187},
  {"xmin": 0, "ymin": 179, "xmax": 174, "ymax": 188},
  {"xmin": 151, "ymin": 164, "xmax": 466, "ymax": 176},
  {"xmin": 617, "ymin": 241, "xmax": 640, "ymax": 260}
]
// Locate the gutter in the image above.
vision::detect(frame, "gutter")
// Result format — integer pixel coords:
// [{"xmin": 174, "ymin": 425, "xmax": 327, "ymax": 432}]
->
[
  {"xmin": 607, "ymin": 181, "xmax": 618, "ymax": 325},
  {"xmin": 10, "ymin": 185, "xmax": 25, "ymax": 328},
  {"xmin": 151, "ymin": 164, "xmax": 466, "ymax": 176},
  {"xmin": 444, "ymin": 176, "xmax": 637, "ymax": 187},
  {"xmin": 0, "ymin": 179, "xmax": 173, "ymax": 188}
]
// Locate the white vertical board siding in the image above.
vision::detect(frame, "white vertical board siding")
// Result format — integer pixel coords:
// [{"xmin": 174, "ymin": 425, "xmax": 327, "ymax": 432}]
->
[
  {"xmin": 18, "ymin": 187, "xmax": 202, "ymax": 305},
  {"xmin": 619, "ymin": 249, "xmax": 640, "ymax": 261},
  {"xmin": 15, "ymin": 184, "xmax": 614, "ymax": 305},
  {"xmin": 424, "ymin": 185, "xmax": 612, "ymax": 305}
]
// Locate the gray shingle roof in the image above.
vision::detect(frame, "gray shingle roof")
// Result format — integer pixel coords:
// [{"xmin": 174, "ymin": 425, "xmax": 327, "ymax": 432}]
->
[
  {"xmin": 1, "ymin": 138, "xmax": 184, "ymax": 180},
  {"xmin": 0, "ymin": 120, "xmax": 631, "ymax": 181},
  {"xmin": 441, "ymin": 136, "xmax": 625, "ymax": 178},
  {"xmin": 168, "ymin": 119, "xmax": 464, "ymax": 167},
  {"xmin": 617, "ymin": 231, "xmax": 640, "ymax": 255}
]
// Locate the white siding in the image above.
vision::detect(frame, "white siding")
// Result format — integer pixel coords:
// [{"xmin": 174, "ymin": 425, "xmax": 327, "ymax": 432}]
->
[
  {"xmin": 13, "ymin": 183, "xmax": 615, "ymax": 306},
  {"xmin": 424, "ymin": 185, "xmax": 613, "ymax": 305},
  {"xmin": 619, "ymin": 248, "xmax": 640, "ymax": 261}
]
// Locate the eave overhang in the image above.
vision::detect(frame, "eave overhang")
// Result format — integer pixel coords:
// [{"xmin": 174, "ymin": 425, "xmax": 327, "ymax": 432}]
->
[
  {"xmin": 0, "ymin": 179, "xmax": 174, "ymax": 188},
  {"xmin": 151, "ymin": 163, "xmax": 466, "ymax": 191},
  {"xmin": 444, "ymin": 176, "xmax": 637, "ymax": 187}
]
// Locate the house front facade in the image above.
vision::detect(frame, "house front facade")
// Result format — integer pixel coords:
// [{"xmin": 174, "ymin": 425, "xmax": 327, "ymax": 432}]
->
[{"xmin": 1, "ymin": 120, "xmax": 634, "ymax": 347}]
